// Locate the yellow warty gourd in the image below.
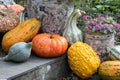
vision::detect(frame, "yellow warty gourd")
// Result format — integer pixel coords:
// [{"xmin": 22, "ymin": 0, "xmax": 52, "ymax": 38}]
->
[
  {"xmin": 68, "ymin": 41, "xmax": 100, "ymax": 79},
  {"xmin": 2, "ymin": 18, "xmax": 41, "ymax": 53}
]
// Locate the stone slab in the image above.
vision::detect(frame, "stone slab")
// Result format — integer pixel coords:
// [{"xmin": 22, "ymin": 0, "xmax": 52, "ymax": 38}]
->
[{"xmin": 0, "ymin": 54, "xmax": 71, "ymax": 80}]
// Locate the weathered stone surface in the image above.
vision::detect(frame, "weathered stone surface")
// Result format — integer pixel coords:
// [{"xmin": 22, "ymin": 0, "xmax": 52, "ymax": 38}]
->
[
  {"xmin": 0, "ymin": 54, "xmax": 71, "ymax": 80},
  {"xmin": 85, "ymin": 32, "xmax": 114, "ymax": 62},
  {"xmin": 26, "ymin": 0, "xmax": 74, "ymax": 35}
]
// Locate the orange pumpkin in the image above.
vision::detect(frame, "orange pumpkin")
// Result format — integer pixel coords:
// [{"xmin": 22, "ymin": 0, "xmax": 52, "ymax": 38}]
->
[{"xmin": 32, "ymin": 33, "xmax": 68, "ymax": 58}]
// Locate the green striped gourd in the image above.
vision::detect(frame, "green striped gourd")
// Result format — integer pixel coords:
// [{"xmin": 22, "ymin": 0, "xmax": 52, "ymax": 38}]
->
[
  {"xmin": 63, "ymin": 9, "xmax": 85, "ymax": 45},
  {"xmin": 109, "ymin": 45, "xmax": 120, "ymax": 60}
]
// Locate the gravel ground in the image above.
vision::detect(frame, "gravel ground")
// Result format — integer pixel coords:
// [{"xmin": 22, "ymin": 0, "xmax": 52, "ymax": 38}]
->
[{"xmin": 57, "ymin": 72, "xmax": 101, "ymax": 80}]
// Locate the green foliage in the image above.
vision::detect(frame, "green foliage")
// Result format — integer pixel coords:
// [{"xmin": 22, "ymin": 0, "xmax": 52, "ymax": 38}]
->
[
  {"xmin": 75, "ymin": 0, "xmax": 120, "ymax": 43},
  {"xmin": 14, "ymin": 0, "xmax": 26, "ymax": 7},
  {"xmin": 92, "ymin": 0, "xmax": 120, "ymax": 22},
  {"xmin": 76, "ymin": 0, "xmax": 120, "ymax": 29}
]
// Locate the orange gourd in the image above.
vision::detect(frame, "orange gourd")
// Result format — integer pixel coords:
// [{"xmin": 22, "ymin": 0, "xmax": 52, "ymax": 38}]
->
[
  {"xmin": 32, "ymin": 33, "xmax": 68, "ymax": 57},
  {"xmin": 2, "ymin": 18, "xmax": 41, "ymax": 53}
]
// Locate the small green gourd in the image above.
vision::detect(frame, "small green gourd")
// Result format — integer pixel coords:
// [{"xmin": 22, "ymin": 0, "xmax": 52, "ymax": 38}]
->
[
  {"xmin": 3, "ymin": 42, "xmax": 32, "ymax": 62},
  {"xmin": 63, "ymin": 9, "xmax": 85, "ymax": 45},
  {"xmin": 109, "ymin": 45, "xmax": 120, "ymax": 60}
]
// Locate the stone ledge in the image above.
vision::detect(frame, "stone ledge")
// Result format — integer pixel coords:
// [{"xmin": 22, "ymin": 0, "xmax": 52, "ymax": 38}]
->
[{"xmin": 0, "ymin": 54, "xmax": 71, "ymax": 80}]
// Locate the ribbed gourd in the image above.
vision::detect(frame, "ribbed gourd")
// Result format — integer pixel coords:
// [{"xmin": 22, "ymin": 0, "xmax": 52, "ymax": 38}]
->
[
  {"xmin": 68, "ymin": 41, "xmax": 100, "ymax": 79},
  {"xmin": 3, "ymin": 42, "xmax": 32, "ymax": 62},
  {"xmin": 109, "ymin": 45, "xmax": 120, "ymax": 60},
  {"xmin": 98, "ymin": 61, "xmax": 120, "ymax": 80},
  {"xmin": 2, "ymin": 18, "xmax": 41, "ymax": 53},
  {"xmin": 63, "ymin": 9, "xmax": 83, "ymax": 45}
]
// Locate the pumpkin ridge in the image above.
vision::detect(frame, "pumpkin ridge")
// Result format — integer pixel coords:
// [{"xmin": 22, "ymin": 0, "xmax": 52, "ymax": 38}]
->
[
  {"xmin": 54, "ymin": 37, "xmax": 63, "ymax": 56},
  {"xmin": 32, "ymin": 33, "xmax": 68, "ymax": 58}
]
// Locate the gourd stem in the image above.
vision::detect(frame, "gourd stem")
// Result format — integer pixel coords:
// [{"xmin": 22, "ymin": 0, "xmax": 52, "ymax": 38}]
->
[
  {"xmin": 68, "ymin": 9, "xmax": 81, "ymax": 28},
  {"xmin": 27, "ymin": 42, "xmax": 32, "ymax": 47},
  {"xmin": 63, "ymin": 9, "xmax": 82, "ymax": 35},
  {"xmin": 69, "ymin": 9, "xmax": 85, "ymax": 29}
]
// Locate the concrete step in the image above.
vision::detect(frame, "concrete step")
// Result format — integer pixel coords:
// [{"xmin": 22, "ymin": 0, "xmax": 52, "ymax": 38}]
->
[{"xmin": 0, "ymin": 54, "xmax": 71, "ymax": 80}]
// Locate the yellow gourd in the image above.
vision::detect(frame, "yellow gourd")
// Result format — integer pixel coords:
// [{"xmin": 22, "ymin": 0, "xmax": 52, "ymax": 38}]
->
[
  {"xmin": 98, "ymin": 61, "xmax": 120, "ymax": 80},
  {"xmin": 68, "ymin": 41, "xmax": 100, "ymax": 79},
  {"xmin": 2, "ymin": 18, "xmax": 41, "ymax": 53}
]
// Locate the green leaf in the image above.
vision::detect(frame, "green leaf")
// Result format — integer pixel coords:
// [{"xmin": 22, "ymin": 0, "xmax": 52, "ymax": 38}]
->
[
  {"xmin": 92, "ymin": 28, "xmax": 95, "ymax": 32},
  {"xmin": 74, "ymin": 0, "xmax": 81, "ymax": 9},
  {"xmin": 68, "ymin": 0, "xmax": 74, "ymax": 2},
  {"xmin": 103, "ymin": 29, "xmax": 108, "ymax": 34},
  {"xmin": 74, "ymin": 0, "xmax": 80, "ymax": 2},
  {"xmin": 96, "ymin": 5, "xmax": 103, "ymax": 8},
  {"xmin": 99, "ymin": 7, "xmax": 105, "ymax": 11}
]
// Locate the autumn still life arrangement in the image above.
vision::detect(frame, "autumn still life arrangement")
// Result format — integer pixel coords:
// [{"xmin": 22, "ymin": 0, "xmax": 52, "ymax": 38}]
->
[{"xmin": 1, "ymin": 0, "xmax": 120, "ymax": 80}]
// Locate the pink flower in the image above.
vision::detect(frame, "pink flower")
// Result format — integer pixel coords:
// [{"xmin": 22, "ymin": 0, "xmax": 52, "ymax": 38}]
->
[
  {"xmin": 93, "ymin": 24, "xmax": 104, "ymax": 30},
  {"xmin": 83, "ymin": 15, "xmax": 119, "ymax": 34},
  {"xmin": 117, "ymin": 32, "xmax": 120, "ymax": 36},
  {"xmin": 93, "ymin": 18, "xmax": 98, "ymax": 22},
  {"xmin": 89, "ymin": 21, "xmax": 95, "ymax": 26},
  {"xmin": 82, "ymin": 15, "xmax": 91, "ymax": 21},
  {"xmin": 104, "ymin": 24, "xmax": 111, "ymax": 30},
  {"xmin": 93, "ymin": 25, "xmax": 100, "ymax": 30},
  {"xmin": 98, "ymin": 16, "xmax": 106, "ymax": 22},
  {"xmin": 84, "ymin": 26, "xmax": 90, "ymax": 30},
  {"xmin": 113, "ymin": 23, "xmax": 120, "ymax": 29}
]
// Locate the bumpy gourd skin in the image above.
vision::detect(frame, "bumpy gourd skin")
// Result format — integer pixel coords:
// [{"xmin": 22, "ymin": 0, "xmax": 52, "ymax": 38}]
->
[
  {"xmin": 2, "ymin": 18, "xmax": 41, "ymax": 53},
  {"xmin": 68, "ymin": 41, "xmax": 100, "ymax": 79},
  {"xmin": 99, "ymin": 61, "xmax": 120, "ymax": 80},
  {"xmin": 0, "ymin": 6, "xmax": 19, "ymax": 32}
]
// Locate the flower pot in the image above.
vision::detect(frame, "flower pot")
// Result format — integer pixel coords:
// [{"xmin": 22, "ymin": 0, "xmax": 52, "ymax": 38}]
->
[
  {"xmin": 84, "ymin": 32, "xmax": 115, "ymax": 62},
  {"xmin": 26, "ymin": 0, "xmax": 74, "ymax": 35}
]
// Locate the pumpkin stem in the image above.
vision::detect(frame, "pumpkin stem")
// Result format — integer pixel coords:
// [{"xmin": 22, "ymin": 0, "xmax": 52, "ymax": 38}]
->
[{"xmin": 50, "ymin": 35, "xmax": 54, "ymax": 39}]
